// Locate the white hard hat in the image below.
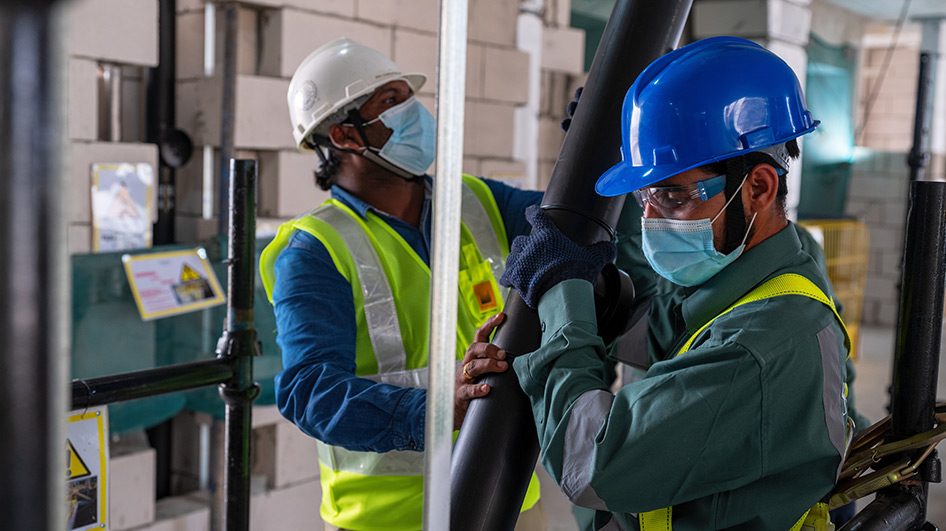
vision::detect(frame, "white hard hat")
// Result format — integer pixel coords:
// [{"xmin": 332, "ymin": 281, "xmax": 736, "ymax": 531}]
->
[{"xmin": 287, "ymin": 37, "xmax": 427, "ymax": 152}]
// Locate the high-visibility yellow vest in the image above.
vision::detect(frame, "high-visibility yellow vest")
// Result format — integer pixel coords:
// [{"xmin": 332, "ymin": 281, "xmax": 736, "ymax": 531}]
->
[
  {"xmin": 260, "ymin": 175, "xmax": 540, "ymax": 530},
  {"xmin": 639, "ymin": 274, "xmax": 850, "ymax": 531}
]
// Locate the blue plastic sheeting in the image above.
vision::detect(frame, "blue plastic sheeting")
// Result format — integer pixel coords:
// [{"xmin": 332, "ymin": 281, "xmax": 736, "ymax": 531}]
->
[
  {"xmin": 71, "ymin": 236, "xmax": 281, "ymax": 434},
  {"xmin": 799, "ymin": 34, "xmax": 857, "ymax": 219}
]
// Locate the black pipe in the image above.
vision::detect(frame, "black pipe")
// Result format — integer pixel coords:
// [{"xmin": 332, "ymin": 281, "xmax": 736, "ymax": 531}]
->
[
  {"xmin": 71, "ymin": 358, "xmax": 234, "ymax": 409},
  {"xmin": 216, "ymin": 4, "xmax": 238, "ymax": 237},
  {"xmin": 450, "ymin": 1, "xmax": 692, "ymax": 528},
  {"xmin": 216, "ymin": 159, "xmax": 261, "ymax": 531},
  {"xmin": 838, "ymin": 486, "xmax": 924, "ymax": 531},
  {"xmin": 0, "ymin": 1, "xmax": 66, "ymax": 530},
  {"xmin": 907, "ymin": 53, "xmax": 932, "ymax": 182}
]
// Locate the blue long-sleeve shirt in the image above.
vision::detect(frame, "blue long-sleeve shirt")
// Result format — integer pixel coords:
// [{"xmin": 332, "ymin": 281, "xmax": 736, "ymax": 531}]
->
[{"xmin": 272, "ymin": 178, "xmax": 542, "ymax": 452}]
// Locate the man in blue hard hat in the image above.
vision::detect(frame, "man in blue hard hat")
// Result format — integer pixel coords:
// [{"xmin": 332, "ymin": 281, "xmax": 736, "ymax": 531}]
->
[{"xmin": 498, "ymin": 36, "xmax": 854, "ymax": 530}]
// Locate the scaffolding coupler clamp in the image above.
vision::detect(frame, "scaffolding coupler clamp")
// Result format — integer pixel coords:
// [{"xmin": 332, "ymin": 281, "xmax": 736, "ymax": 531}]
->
[{"xmin": 829, "ymin": 403, "xmax": 946, "ymax": 509}]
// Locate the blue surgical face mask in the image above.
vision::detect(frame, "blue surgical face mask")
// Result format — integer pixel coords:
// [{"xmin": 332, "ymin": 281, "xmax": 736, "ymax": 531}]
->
[
  {"xmin": 641, "ymin": 174, "xmax": 756, "ymax": 287},
  {"xmin": 364, "ymin": 96, "xmax": 436, "ymax": 176}
]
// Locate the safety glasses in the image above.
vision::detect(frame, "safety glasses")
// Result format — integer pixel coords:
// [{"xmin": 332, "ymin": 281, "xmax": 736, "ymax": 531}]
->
[{"xmin": 632, "ymin": 174, "xmax": 726, "ymax": 219}]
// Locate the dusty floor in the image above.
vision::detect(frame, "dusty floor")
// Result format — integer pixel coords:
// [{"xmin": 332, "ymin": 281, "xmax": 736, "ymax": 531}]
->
[{"xmin": 536, "ymin": 324, "xmax": 946, "ymax": 530}]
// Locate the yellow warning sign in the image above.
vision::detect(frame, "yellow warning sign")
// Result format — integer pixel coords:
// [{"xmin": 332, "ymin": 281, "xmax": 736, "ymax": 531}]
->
[
  {"xmin": 181, "ymin": 263, "xmax": 202, "ymax": 281},
  {"xmin": 67, "ymin": 439, "xmax": 91, "ymax": 480}
]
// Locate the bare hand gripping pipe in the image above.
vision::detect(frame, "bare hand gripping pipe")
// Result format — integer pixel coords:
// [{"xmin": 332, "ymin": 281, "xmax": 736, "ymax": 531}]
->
[{"xmin": 449, "ymin": 1, "xmax": 692, "ymax": 529}]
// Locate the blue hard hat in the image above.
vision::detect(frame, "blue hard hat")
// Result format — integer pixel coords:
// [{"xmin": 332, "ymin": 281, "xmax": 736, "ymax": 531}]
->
[{"xmin": 596, "ymin": 36, "xmax": 819, "ymax": 197}]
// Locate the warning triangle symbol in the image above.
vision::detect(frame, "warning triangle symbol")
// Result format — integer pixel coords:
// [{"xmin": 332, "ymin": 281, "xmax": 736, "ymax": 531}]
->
[
  {"xmin": 181, "ymin": 264, "xmax": 202, "ymax": 282},
  {"xmin": 67, "ymin": 439, "xmax": 91, "ymax": 480}
]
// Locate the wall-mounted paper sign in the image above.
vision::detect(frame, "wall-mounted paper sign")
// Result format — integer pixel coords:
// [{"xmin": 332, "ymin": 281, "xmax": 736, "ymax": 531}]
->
[
  {"xmin": 122, "ymin": 248, "xmax": 225, "ymax": 320},
  {"xmin": 66, "ymin": 406, "xmax": 109, "ymax": 531},
  {"xmin": 91, "ymin": 163, "xmax": 155, "ymax": 253}
]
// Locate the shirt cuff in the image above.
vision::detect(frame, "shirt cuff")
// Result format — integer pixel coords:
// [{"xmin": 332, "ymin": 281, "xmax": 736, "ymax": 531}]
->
[{"xmin": 537, "ymin": 278, "xmax": 597, "ymax": 344}]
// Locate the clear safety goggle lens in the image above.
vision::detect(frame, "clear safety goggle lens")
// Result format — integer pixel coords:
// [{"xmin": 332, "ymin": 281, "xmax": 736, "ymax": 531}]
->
[{"xmin": 632, "ymin": 174, "xmax": 726, "ymax": 218}]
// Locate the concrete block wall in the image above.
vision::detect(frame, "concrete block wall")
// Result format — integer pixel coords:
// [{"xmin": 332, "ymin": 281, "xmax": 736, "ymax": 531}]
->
[
  {"xmin": 113, "ymin": 406, "xmax": 323, "ymax": 531},
  {"xmin": 174, "ymin": 0, "xmax": 557, "ymax": 231},
  {"xmin": 844, "ymin": 151, "xmax": 912, "ymax": 327},
  {"xmin": 65, "ymin": 0, "xmax": 159, "ymax": 254},
  {"xmin": 856, "ymin": 37, "xmax": 921, "ymax": 152}
]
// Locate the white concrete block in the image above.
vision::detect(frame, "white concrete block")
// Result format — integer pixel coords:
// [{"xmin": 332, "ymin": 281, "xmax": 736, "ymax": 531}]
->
[
  {"xmin": 483, "ymin": 46, "xmax": 530, "ymax": 104},
  {"xmin": 463, "ymin": 157, "xmax": 482, "ymax": 176},
  {"xmin": 469, "ymin": 0, "xmax": 518, "ymax": 46},
  {"xmin": 768, "ymin": 0, "xmax": 811, "ymax": 45},
  {"xmin": 466, "ymin": 43, "xmax": 485, "ymax": 99},
  {"xmin": 177, "ymin": 11, "xmax": 205, "ymax": 80},
  {"xmin": 261, "ymin": 9, "xmax": 393, "ymax": 78},
  {"xmin": 357, "ymin": 0, "xmax": 439, "ymax": 35},
  {"xmin": 145, "ymin": 495, "xmax": 210, "ymax": 531},
  {"xmin": 177, "ymin": 0, "xmax": 205, "ymax": 13},
  {"xmin": 693, "ymin": 0, "xmax": 767, "ymax": 39},
  {"xmin": 481, "ymin": 158, "xmax": 526, "ymax": 182},
  {"xmin": 464, "ymin": 101, "xmax": 516, "ymax": 158},
  {"xmin": 252, "ymin": 404, "xmax": 285, "ymax": 429},
  {"xmin": 250, "ymin": 478, "xmax": 323, "ymax": 531},
  {"xmin": 235, "ymin": 76, "xmax": 295, "ymax": 150},
  {"xmin": 283, "ymin": 0, "xmax": 355, "ymax": 16},
  {"xmin": 69, "ymin": 224, "xmax": 93, "ymax": 255},
  {"xmin": 541, "ymin": 26, "xmax": 585, "ymax": 74},
  {"xmin": 393, "ymin": 29, "xmax": 439, "ymax": 93},
  {"xmin": 110, "ymin": 446, "xmax": 157, "ymax": 530},
  {"xmin": 172, "ymin": 146, "xmax": 206, "ymax": 217},
  {"xmin": 537, "ymin": 116, "xmax": 565, "ymax": 160},
  {"xmin": 175, "ymin": 215, "xmax": 219, "ymax": 243},
  {"xmin": 252, "ymin": 420, "xmax": 321, "ymax": 489},
  {"xmin": 764, "ymin": 39, "xmax": 808, "ymax": 90},
  {"xmin": 68, "ymin": 58, "xmax": 99, "ymax": 141},
  {"xmin": 68, "ymin": 141, "xmax": 159, "ymax": 224},
  {"xmin": 67, "ymin": 0, "xmax": 159, "ymax": 67},
  {"xmin": 211, "ymin": 5, "xmax": 261, "ymax": 76},
  {"xmin": 258, "ymin": 150, "xmax": 331, "ymax": 218}
]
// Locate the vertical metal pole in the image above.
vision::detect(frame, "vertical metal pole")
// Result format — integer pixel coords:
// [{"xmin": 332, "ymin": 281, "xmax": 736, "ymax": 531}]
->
[
  {"xmin": 424, "ymin": 0, "xmax": 468, "ymax": 526},
  {"xmin": 0, "ymin": 1, "xmax": 67, "ymax": 530},
  {"xmin": 907, "ymin": 53, "xmax": 932, "ymax": 182},
  {"xmin": 216, "ymin": 159, "xmax": 261, "ymax": 531},
  {"xmin": 216, "ymin": 2, "xmax": 238, "ymax": 237},
  {"xmin": 450, "ymin": 1, "xmax": 691, "ymax": 528}
]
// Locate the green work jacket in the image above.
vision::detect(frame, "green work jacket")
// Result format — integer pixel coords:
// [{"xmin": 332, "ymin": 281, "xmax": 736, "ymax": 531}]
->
[{"xmin": 514, "ymin": 223, "xmax": 849, "ymax": 531}]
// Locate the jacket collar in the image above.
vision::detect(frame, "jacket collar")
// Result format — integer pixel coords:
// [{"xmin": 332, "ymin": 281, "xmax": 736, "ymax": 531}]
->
[{"xmin": 681, "ymin": 222, "xmax": 803, "ymax": 335}]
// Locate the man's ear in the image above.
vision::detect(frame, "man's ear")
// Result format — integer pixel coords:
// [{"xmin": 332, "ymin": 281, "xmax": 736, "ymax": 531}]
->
[
  {"xmin": 328, "ymin": 123, "xmax": 364, "ymax": 151},
  {"xmin": 743, "ymin": 163, "xmax": 779, "ymax": 214}
]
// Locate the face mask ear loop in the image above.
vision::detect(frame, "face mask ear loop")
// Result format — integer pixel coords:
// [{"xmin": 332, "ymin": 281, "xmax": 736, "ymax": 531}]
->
[
  {"xmin": 711, "ymin": 170, "xmax": 751, "ymax": 225},
  {"xmin": 342, "ymin": 108, "xmax": 424, "ymax": 183},
  {"xmin": 739, "ymin": 211, "xmax": 758, "ymax": 247}
]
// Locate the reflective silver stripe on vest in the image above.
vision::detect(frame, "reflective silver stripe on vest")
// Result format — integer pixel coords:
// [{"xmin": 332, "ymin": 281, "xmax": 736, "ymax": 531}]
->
[
  {"xmin": 562, "ymin": 389, "xmax": 614, "ymax": 510},
  {"xmin": 460, "ymin": 182, "xmax": 507, "ymax": 299},
  {"xmin": 315, "ymin": 361, "xmax": 462, "ymax": 476},
  {"xmin": 316, "ymin": 440, "xmax": 427, "ymax": 477},
  {"xmin": 312, "ymin": 206, "xmax": 407, "ymax": 374},
  {"xmin": 816, "ymin": 324, "xmax": 847, "ymax": 477}
]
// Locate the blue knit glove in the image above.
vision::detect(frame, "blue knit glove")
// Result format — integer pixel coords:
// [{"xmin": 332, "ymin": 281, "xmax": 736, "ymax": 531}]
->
[{"xmin": 501, "ymin": 205, "xmax": 616, "ymax": 309}]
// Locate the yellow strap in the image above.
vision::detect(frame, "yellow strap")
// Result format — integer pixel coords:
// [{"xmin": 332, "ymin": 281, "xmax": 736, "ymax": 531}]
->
[
  {"xmin": 639, "ymin": 506, "xmax": 671, "ymax": 531},
  {"xmin": 678, "ymin": 273, "xmax": 850, "ymax": 356},
  {"xmin": 641, "ymin": 275, "xmax": 848, "ymax": 531}
]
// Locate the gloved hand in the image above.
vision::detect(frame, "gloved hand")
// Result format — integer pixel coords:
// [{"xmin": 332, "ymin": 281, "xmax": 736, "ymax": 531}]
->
[
  {"xmin": 501, "ymin": 205, "xmax": 616, "ymax": 309},
  {"xmin": 560, "ymin": 86, "xmax": 583, "ymax": 132}
]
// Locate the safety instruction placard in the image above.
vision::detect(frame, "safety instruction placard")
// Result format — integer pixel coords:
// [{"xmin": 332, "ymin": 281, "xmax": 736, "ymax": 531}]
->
[
  {"xmin": 122, "ymin": 248, "xmax": 225, "ymax": 320},
  {"xmin": 67, "ymin": 406, "xmax": 109, "ymax": 531},
  {"xmin": 91, "ymin": 163, "xmax": 154, "ymax": 253}
]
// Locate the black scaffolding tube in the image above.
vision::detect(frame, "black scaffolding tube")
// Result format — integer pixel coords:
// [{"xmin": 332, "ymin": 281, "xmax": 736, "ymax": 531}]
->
[
  {"xmin": 450, "ymin": 1, "xmax": 692, "ymax": 528},
  {"xmin": 216, "ymin": 159, "xmax": 262, "ymax": 531},
  {"xmin": 907, "ymin": 53, "xmax": 932, "ymax": 182},
  {"xmin": 67, "ymin": 160, "xmax": 260, "ymax": 531},
  {"xmin": 0, "ymin": 1, "xmax": 66, "ymax": 530}
]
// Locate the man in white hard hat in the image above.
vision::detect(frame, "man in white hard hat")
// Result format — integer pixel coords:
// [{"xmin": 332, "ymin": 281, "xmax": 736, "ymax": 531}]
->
[{"xmin": 259, "ymin": 38, "xmax": 544, "ymax": 531}]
